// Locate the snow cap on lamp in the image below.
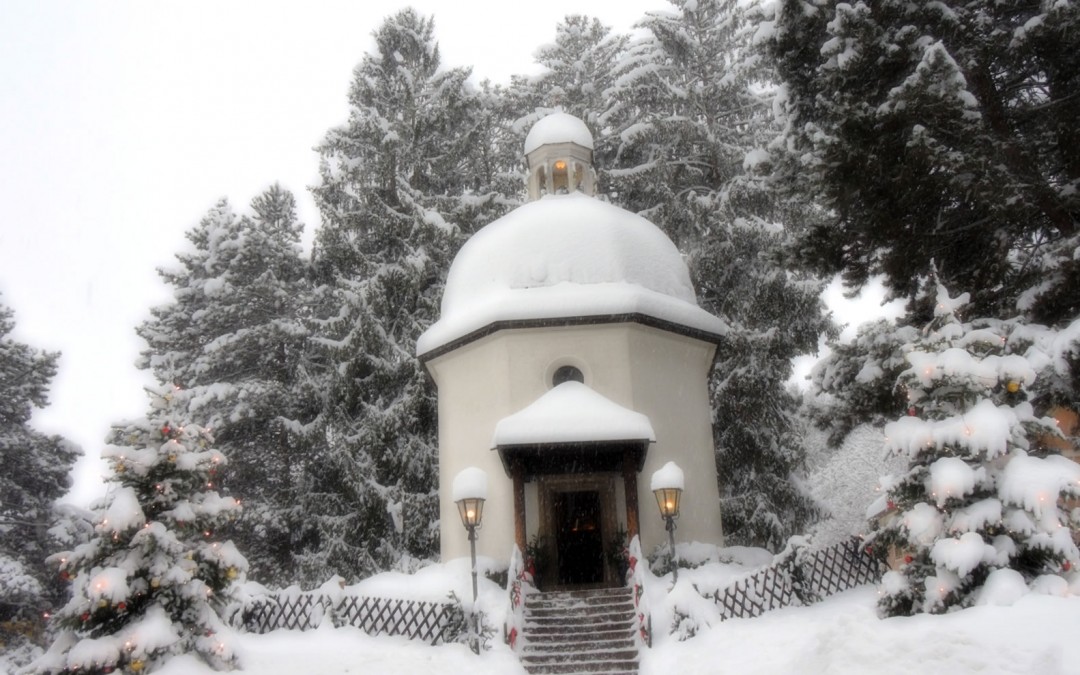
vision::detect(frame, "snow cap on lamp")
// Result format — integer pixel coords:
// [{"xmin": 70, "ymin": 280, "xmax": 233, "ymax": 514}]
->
[
  {"xmin": 651, "ymin": 461, "xmax": 685, "ymax": 491},
  {"xmin": 452, "ymin": 467, "xmax": 489, "ymax": 502}
]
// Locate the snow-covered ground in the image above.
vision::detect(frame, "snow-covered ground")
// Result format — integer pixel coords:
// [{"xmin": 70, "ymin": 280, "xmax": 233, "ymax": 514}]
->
[
  {"xmin": 13, "ymin": 552, "xmax": 1078, "ymax": 675},
  {"xmin": 135, "ymin": 586, "xmax": 1080, "ymax": 675}
]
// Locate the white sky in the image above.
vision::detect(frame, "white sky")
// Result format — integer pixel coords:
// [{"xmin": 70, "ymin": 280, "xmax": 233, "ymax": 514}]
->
[{"xmin": 0, "ymin": 0, "xmax": 900, "ymax": 508}]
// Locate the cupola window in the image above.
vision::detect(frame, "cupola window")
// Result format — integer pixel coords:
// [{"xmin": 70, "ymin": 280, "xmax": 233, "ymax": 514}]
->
[{"xmin": 552, "ymin": 160, "xmax": 570, "ymax": 194}]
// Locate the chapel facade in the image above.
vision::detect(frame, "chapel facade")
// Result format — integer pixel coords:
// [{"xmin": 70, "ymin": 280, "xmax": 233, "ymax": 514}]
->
[{"xmin": 417, "ymin": 113, "xmax": 727, "ymax": 588}]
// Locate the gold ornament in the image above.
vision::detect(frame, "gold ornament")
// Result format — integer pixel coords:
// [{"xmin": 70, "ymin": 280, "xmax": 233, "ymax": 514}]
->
[
  {"xmin": 130, "ymin": 658, "xmax": 145, "ymax": 672},
  {"xmin": 98, "ymin": 599, "xmax": 108, "ymax": 608},
  {"xmin": 150, "ymin": 578, "xmax": 160, "ymax": 589},
  {"xmin": 1006, "ymin": 380, "xmax": 1020, "ymax": 393},
  {"xmin": 167, "ymin": 454, "xmax": 177, "ymax": 463},
  {"xmin": 226, "ymin": 567, "xmax": 238, "ymax": 580}
]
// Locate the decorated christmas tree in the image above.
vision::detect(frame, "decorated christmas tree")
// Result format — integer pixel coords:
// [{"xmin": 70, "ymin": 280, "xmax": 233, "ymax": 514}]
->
[
  {"xmin": 870, "ymin": 284, "xmax": 1080, "ymax": 616},
  {"xmin": 31, "ymin": 386, "xmax": 247, "ymax": 674}
]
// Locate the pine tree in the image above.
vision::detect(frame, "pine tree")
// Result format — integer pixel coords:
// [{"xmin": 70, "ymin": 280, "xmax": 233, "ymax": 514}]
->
[
  {"xmin": 33, "ymin": 387, "xmax": 246, "ymax": 674},
  {"xmin": 761, "ymin": 0, "xmax": 1080, "ymax": 320},
  {"xmin": 598, "ymin": 0, "xmax": 831, "ymax": 548},
  {"xmin": 605, "ymin": 0, "xmax": 774, "ymax": 247},
  {"xmin": 808, "ymin": 319, "xmax": 920, "ymax": 447},
  {"xmin": 137, "ymin": 186, "xmax": 313, "ymax": 587},
  {"xmin": 695, "ymin": 224, "xmax": 832, "ymax": 549},
  {"xmin": 306, "ymin": 9, "xmax": 495, "ymax": 582},
  {"xmin": 870, "ymin": 285, "xmax": 1079, "ymax": 616},
  {"xmin": 0, "ymin": 297, "xmax": 79, "ymax": 651}
]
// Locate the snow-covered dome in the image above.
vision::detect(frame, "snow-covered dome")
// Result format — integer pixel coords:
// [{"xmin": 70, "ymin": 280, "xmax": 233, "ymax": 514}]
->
[
  {"xmin": 416, "ymin": 193, "xmax": 727, "ymax": 356},
  {"xmin": 524, "ymin": 112, "xmax": 594, "ymax": 155}
]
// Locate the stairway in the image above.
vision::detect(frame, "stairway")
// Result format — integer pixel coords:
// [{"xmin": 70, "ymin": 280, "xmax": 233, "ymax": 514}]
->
[{"xmin": 520, "ymin": 586, "xmax": 639, "ymax": 675}]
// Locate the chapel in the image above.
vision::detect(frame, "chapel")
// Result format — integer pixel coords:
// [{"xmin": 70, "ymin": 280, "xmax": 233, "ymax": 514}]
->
[{"xmin": 417, "ymin": 112, "xmax": 727, "ymax": 588}]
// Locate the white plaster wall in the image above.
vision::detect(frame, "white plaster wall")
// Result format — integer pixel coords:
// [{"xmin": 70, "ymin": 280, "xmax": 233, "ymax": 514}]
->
[
  {"xmin": 626, "ymin": 326, "xmax": 725, "ymax": 553},
  {"xmin": 427, "ymin": 322, "xmax": 722, "ymax": 564}
]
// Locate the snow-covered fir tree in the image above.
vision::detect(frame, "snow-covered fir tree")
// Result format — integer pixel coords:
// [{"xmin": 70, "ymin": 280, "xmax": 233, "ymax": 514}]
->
[
  {"xmin": 307, "ymin": 9, "xmax": 504, "ymax": 582},
  {"xmin": 32, "ymin": 386, "xmax": 246, "ymax": 674},
  {"xmin": 596, "ymin": 0, "xmax": 831, "ymax": 548},
  {"xmin": 694, "ymin": 223, "xmax": 831, "ymax": 549},
  {"xmin": 0, "ymin": 297, "xmax": 79, "ymax": 655},
  {"xmin": 809, "ymin": 319, "xmax": 920, "ymax": 447},
  {"xmin": 137, "ymin": 186, "xmax": 313, "ymax": 587},
  {"xmin": 870, "ymin": 285, "xmax": 1080, "ymax": 616},
  {"xmin": 760, "ymin": 0, "xmax": 1080, "ymax": 320},
  {"xmin": 604, "ymin": 0, "xmax": 775, "ymax": 247}
]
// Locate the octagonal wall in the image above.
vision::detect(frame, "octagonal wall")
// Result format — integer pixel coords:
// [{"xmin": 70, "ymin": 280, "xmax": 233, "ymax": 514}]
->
[{"xmin": 426, "ymin": 322, "xmax": 723, "ymax": 564}]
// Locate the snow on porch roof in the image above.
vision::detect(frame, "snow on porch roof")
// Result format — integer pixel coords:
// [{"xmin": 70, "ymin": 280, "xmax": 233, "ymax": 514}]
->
[{"xmin": 492, "ymin": 381, "xmax": 656, "ymax": 448}]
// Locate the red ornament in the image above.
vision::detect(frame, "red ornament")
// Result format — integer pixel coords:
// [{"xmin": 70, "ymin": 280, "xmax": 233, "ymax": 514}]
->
[
  {"xmin": 60, "ymin": 571, "xmax": 70, "ymax": 582},
  {"xmin": 1064, "ymin": 560, "xmax": 1073, "ymax": 572},
  {"xmin": 907, "ymin": 407, "xmax": 917, "ymax": 417},
  {"xmin": 865, "ymin": 545, "xmax": 874, "ymax": 555},
  {"xmin": 161, "ymin": 425, "xmax": 172, "ymax": 436},
  {"xmin": 628, "ymin": 555, "xmax": 637, "ymax": 572},
  {"xmin": 887, "ymin": 500, "xmax": 896, "ymax": 511},
  {"xmin": 80, "ymin": 612, "xmax": 90, "ymax": 622},
  {"xmin": 117, "ymin": 602, "xmax": 127, "ymax": 612},
  {"xmin": 508, "ymin": 627, "xmax": 518, "ymax": 649},
  {"xmin": 904, "ymin": 555, "xmax": 913, "ymax": 564}
]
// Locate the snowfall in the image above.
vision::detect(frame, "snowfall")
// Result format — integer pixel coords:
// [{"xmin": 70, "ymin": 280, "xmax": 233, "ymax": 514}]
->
[{"xmin": 14, "ymin": 546, "xmax": 1079, "ymax": 675}]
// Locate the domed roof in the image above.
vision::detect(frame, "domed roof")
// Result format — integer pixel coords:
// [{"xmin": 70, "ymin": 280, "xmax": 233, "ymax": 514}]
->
[
  {"xmin": 523, "ymin": 112, "xmax": 594, "ymax": 155},
  {"xmin": 416, "ymin": 193, "xmax": 727, "ymax": 356}
]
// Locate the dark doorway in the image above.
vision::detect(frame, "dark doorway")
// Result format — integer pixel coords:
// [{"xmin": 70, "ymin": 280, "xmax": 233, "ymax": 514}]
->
[{"xmin": 554, "ymin": 490, "xmax": 604, "ymax": 585}]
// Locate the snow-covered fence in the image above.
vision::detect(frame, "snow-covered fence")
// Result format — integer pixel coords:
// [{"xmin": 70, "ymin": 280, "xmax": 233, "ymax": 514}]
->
[
  {"xmin": 796, "ymin": 537, "xmax": 882, "ymax": 602},
  {"xmin": 711, "ymin": 537, "xmax": 882, "ymax": 621},
  {"xmin": 238, "ymin": 591, "xmax": 464, "ymax": 644},
  {"xmin": 712, "ymin": 562, "xmax": 797, "ymax": 621}
]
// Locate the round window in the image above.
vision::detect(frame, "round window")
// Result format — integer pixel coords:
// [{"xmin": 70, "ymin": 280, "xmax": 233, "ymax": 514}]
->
[{"xmin": 552, "ymin": 365, "xmax": 584, "ymax": 386}]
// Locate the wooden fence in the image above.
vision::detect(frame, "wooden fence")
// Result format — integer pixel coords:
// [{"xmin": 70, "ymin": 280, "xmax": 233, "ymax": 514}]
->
[
  {"xmin": 238, "ymin": 592, "xmax": 464, "ymax": 645},
  {"xmin": 712, "ymin": 537, "xmax": 882, "ymax": 621}
]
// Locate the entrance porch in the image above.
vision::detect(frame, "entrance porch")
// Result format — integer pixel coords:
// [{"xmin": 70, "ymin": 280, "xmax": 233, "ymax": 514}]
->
[{"xmin": 499, "ymin": 441, "xmax": 647, "ymax": 590}]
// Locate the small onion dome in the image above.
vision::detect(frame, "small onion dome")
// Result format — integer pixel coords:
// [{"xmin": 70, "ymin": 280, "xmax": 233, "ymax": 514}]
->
[{"xmin": 524, "ymin": 112, "xmax": 594, "ymax": 155}]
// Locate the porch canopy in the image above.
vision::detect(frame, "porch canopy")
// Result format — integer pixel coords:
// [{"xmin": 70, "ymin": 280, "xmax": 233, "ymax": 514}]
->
[{"xmin": 492, "ymin": 381, "xmax": 655, "ymax": 548}]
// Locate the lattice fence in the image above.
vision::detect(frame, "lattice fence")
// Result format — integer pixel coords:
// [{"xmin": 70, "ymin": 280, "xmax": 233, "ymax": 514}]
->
[
  {"xmin": 239, "ymin": 593, "xmax": 464, "ymax": 645},
  {"xmin": 797, "ymin": 537, "xmax": 881, "ymax": 602},
  {"xmin": 712, "ymin": 537, "xmax": 883, "ymax": 622},
  {"xmin": 712, "ymin": 562, "xmax": 797, "ymax": 621}
]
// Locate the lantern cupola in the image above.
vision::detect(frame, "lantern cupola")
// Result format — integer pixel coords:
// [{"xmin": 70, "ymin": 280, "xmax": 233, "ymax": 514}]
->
[{"xmin": 523, "ymin": 112, "xmax": 597, "ymax": 200}]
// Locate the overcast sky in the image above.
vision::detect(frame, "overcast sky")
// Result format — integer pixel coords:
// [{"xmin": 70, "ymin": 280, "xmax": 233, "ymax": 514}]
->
[{"xmin": 0, "ymin": 0, "xmax": 899, "ymax": 508}]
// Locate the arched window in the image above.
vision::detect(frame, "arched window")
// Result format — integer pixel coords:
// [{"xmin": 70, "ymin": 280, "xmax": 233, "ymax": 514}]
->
[{"xmin": 552, "ymin": 160, "xmax": 570, "ymax": 194}]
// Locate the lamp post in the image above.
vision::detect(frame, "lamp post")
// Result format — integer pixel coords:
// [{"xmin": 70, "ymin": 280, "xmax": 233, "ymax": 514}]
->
[
  {"xmin": 651, "ymin": 462, "xmax": 684, "ymax": 584},
  {"xmin": 453, "ymin": 467, "xmax": 488, "ymax": 653}
]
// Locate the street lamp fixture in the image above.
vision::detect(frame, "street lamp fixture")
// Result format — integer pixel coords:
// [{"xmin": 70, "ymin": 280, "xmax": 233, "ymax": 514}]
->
[
  {"xmin": 453, "ymin": 467, "xmax": 488, "ymax": 653},
  {"xmin": 651, "ymin": 462, "xmax": 685, "ymax": 584}
]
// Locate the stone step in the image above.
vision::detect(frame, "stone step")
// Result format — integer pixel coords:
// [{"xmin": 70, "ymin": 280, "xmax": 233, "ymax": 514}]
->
[
  {"xmin": 522, "ymin": 660, "xmax": 639, "ymax": 675},
  {"xmin": 529, "ymin": 600, "xmax": 635, "ymax": 617},
  {"xmin": 526, "ymin": 588, "xmax": 632, "ymax": 607},
  {"xmin": 526, "ymin": 614, "xmax": 635, "ymax": 628},
  {"xmin": 525, "ymin": 629, "xmax": 635, "ymax": 646},
  {"xmin": 520, "ymin": 587, "xmax": 639, "ymax": 675},
  {"xmin": 523, "ymin": 648, "xmax": 638, "ymax": 664}
]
